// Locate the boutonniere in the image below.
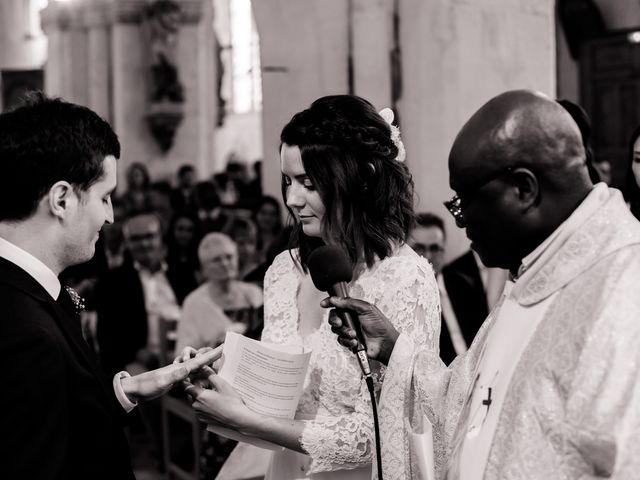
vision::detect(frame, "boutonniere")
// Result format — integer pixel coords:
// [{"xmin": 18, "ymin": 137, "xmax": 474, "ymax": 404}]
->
[{"xmin": 64, "ymin": 285, "xmax": 86, "ymax": 314}]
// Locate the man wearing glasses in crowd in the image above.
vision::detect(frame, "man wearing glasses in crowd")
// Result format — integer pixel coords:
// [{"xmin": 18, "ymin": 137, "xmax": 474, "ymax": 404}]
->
[
  {"xmin": 325, "ymin": 90, "xmax": 640, "ymax": 479},
  {"xmin": 410, "ymin": 213, "xmax": 506, "ymax": 365}
]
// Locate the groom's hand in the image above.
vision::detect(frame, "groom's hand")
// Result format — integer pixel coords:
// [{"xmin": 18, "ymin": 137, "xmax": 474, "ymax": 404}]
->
[{"xmin": 121, "ymin": 346, "xmax": 222, "ymax": 402}]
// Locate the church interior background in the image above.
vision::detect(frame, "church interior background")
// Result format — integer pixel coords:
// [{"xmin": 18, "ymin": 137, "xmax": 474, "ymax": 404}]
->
[
  {"xmin": 2, "ymin": 0, "xmax": 639, "ymax": 260},
  {"xmin": 2, "ymin": 1, "xmax": 640, "ymax": 478}
]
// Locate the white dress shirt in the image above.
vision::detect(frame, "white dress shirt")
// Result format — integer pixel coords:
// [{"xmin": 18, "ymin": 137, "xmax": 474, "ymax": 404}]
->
[{"xmin": 134, "ymin": 262, "xmax": 180, "ymax": 355}]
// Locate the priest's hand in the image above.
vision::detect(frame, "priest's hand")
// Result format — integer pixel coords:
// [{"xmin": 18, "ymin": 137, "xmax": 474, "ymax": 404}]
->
[
  {"xmin": 321, "ymin": 296, "xmax": 399, "ymax": 366},
  {"xmin": 121, "ymin": 346, "xmax": 222, "ymax": 403}
]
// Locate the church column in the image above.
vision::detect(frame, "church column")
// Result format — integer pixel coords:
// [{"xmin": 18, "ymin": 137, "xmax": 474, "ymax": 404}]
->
[
  {"xmin": 351, "ymin": 0, "xmax": 393, "ymax": 109},
  {"xmin": 195, "ymin": 0, "xmax": 217, "ymax": 179},
  {"xmin": 41, "ymin": 2, "xmax": 73, "ymax": 100},
  {"xmin": 85, "ymin": 1, "xmax": 112, "ymax": 121},
  {"xmin": 252, "ymin": 0, "xmax": 350, "ymax": 201},
  {"xmin": 42, "ymin": 3, "xmax": 89, "ymax": 105},
  {"xmin": 110, "ymin": 0, "xmax": 150, "ymax": 183},
  {"xmin": 398, "ymin": 0, "xmax": 556, "ymax": 260},
  {"xmin": 173, "ymin": 0, "xmax": 216, "ymax": 180}
]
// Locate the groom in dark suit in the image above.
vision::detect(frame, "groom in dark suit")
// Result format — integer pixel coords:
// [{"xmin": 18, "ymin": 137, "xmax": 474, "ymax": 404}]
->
[{"xmin": 0, "ymin": 93, "xmax": 218, "ymax": 480}]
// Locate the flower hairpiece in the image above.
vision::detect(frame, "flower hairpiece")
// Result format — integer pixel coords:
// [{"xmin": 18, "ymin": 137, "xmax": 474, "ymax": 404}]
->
[{"xmin": 378, "ymin": 107, "xmax": 406, "ymax": 163}]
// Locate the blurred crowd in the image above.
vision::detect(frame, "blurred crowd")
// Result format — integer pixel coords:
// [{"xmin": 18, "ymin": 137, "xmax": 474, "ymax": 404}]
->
[
  {"xmin": 55, "ymin": 157, "xmax": 292, "ymax": 477},
  {"xmin": 61, "ymin": 157, "xmax": 293, "ymax": 366}
]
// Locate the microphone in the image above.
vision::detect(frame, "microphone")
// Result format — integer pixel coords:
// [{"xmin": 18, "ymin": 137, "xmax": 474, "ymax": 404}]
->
[{"xmin": 308, "ymin": 245, "xmax": 372, "ymax": 378}]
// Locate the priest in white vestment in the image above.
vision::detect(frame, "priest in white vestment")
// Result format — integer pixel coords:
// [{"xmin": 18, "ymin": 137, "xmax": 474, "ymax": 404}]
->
[{"xmin": 324, "ymin": 90, "xmax": 640, "ymax": 480}]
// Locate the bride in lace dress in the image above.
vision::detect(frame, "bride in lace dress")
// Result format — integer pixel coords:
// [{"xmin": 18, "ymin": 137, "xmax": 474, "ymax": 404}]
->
[{"xmin": 182, "ymin": 95, "xmax": 441, "ymax": 479}]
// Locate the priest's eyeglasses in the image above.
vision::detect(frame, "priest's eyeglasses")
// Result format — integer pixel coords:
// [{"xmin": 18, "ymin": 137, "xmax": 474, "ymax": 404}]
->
[{"xmin": 443, "ymin": 166, "xmax": 516, "ymax": 227}]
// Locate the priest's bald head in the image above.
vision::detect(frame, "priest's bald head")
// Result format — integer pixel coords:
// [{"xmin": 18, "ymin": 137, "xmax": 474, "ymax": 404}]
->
[{"xmin": 445, "ymin": 90, "xmax": 593, "ymax": 273}]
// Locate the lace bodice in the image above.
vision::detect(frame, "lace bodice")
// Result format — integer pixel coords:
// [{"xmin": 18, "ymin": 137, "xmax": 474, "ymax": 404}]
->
[{"xmin": 261, "ymin": 245, "xmax": 440, "ymax": 474}]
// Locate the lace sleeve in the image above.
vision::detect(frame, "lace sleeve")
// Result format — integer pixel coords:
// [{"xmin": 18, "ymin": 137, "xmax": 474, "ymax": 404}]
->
[
  {"xmin": 362, "ymin": 254, "xmax": 440, "ymax": 351},
  {"xmin": 368, "ymin": 254, "xmax": 442, "ymax": 479},
  {"xmin": 260, "ymin": 250, "xmax": 301, "ymax": 345},
  {"xmin": 300, "ymin": 251, "xmax": 441, "ymax": 474}
]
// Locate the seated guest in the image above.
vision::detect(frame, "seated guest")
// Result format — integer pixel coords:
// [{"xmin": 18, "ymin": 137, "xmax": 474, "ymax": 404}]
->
[
  {"xmin": 166, "ymin": 211, "xmax": 202, "ymax": 283},
  {"xmin": 441, "ymin": 246, "xmax": 506, "ymax": 363},
  {"xmin": 148, "ymin": 180, "xmax": 174, "ymax": 233},
  {"xmin": 195, "ymin": 180, "xmax": 231, "ymax": 233},
  {"xmin": 409, "ymin": 213, "xmax": 506, "ymax": 365},
  {"xmin": 96, "ymin": 213, "xmax": 195, "ymax": 376},
  {"xmin": 175, "ymin": 233, "xmax": 263, "ymax": 353},
  {"xmin": 243, "ymin": 225, "xmax": 293, "ymax": 288},
  {"xmin": 222, "ymin": 216, "xmax": 260, "ymax": 279},
  {"xmin": 95, "ymin": 212, "xmax": 198, "ymax": 471},
  {"xmin": 170, "ymin": 163, "xmax": 198, "ymax": 214},
  {"xmin": 252, "ymin": 195, "xmax": 283, "ymax": 265},
  {"xmin": 100, "ymin": 197, "xmax": 129, "ymax": 270},
  {"xmin": 120, "ymin": 162, "xmax": 153, "ymax": 216}
]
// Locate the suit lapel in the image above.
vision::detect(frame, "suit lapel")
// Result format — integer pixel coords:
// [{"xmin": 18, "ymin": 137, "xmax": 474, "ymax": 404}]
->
[
  {"xmin": 47, "ymin": 298, "xmax": 114, "ymax": 392},
  {"xmin": 0, "ymin": 258, "xmax": 118, "ymax": 409}
]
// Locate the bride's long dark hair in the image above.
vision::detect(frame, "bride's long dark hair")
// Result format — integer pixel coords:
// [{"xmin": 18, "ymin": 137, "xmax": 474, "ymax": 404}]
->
[{"xmin": 279, "ymin": 94, "xmax": 415, "ymax": 271}]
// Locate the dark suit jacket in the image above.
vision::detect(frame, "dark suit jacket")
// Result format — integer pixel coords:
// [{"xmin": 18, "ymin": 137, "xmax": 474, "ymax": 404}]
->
[
  {"xmin": 95, "ymin": 261, "xmax": 197, "ymax": 376},
  {"xmin": 0, "ymin": 257, "xmax": 134, "ymax": 480},
  {"xmin": 440, "ymin": 250, "xmax": 488, "ymax": 365}
]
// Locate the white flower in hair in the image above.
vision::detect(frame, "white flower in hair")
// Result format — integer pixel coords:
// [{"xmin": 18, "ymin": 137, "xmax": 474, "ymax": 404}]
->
[{"xmin": 378, "ymin": 107, "xmax": 406, "ymax": 163}]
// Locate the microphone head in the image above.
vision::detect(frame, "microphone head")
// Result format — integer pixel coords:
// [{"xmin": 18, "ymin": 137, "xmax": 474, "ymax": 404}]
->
[{"xmin": 307, "ymin": 245, "xmax": 353, "ymax": 292}]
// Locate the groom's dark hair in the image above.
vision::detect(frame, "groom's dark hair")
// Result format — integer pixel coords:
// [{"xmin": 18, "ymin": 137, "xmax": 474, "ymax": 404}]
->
[{"xmin": 0, "ymin": 91, "xmax": 120, "ymax": 222}]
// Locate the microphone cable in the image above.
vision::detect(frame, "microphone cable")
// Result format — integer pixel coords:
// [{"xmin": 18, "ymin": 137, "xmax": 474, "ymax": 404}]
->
[{"xmin": 364, "ymin": 373, "xmax": 383, "ymax": 480}]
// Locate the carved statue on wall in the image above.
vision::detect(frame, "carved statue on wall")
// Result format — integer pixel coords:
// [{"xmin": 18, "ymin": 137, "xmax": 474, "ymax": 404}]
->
[
  {"xmin": 147, "ymin": 0, "xmax": 184, "ymax": 102},
  {"xmin": 145, "ymin": 0, "xmax": 185, "ymax": 151}
]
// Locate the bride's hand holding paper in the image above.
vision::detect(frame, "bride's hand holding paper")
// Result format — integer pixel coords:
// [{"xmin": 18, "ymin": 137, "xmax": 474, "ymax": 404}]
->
[
  {"xmin": 174, "ymin": 332, "xmax": 312, "ymax": 452},
  {"xmin": 184, "ymin": 372, "xmax": 260, "ymax": 431}
]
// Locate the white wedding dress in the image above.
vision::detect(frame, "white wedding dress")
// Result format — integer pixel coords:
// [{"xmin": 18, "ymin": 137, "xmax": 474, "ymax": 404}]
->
[{"xmin": 257, "ymin": 244, "xmax": 440, "ymax": 479}]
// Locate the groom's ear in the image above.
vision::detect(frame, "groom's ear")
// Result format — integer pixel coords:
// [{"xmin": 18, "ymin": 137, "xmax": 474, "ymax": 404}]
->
[{"xmin": 48, "ymin": 180, "xmax": 76, "ymax": 219}]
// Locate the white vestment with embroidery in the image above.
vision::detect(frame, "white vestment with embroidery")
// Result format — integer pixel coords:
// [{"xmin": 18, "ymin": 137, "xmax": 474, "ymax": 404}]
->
[{"xmin": 380, "ymin": 186, "xmax": 640, "ymax": 479}]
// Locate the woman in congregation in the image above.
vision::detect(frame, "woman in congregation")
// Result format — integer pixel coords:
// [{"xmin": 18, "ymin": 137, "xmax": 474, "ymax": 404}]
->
[
  {"xmin": 252, "ymin": 194, "xmax": 284, "ymax": 264},
  {"xmin": 175, "ymin": 232, "xmax": 263, "ymax": 353},
  {"xmin": 177, "ymin": 95, "xmax": 441, "ymax": 479}
]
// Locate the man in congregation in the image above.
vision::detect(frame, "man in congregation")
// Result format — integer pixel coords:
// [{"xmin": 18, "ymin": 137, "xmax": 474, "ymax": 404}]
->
[
  {"xmin": 0, "ymin": 93, "xmax": 218, "ymax": 479},
  {"xmin": 325, "ymin": 90, "xmax": 640, "ymax": 479},
  {"xmin": 96, "ymin": 212, "xmax": 195, "ymax": 377},
  {"xmin": 409, "ymin": 213, "xmax": 504, "ymax": 365}
]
